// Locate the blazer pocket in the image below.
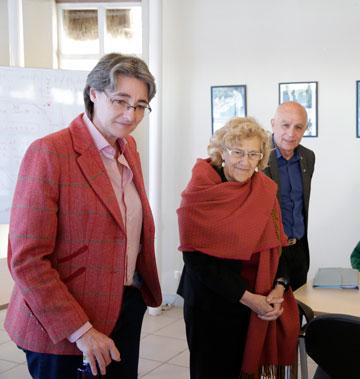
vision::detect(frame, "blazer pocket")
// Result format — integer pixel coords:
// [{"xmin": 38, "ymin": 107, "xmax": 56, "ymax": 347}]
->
[
  {"xmin": 58, "ymin": 245, "xmax": 88, "ymax": 264},
  {"xmin": 62, "ymin": 267, "xmax": 86, "ymax": 284},
  {"xmin": 23, "ymin": 300, "xmax": 47, "ymax": 333}
]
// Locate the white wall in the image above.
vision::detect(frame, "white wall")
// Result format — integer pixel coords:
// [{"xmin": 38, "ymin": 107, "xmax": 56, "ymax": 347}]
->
[
  {"xmin": 159, "ymin": 0, "xmax": 360, "ymax": 297},
  {"xmin": 23, "ymin": 0, "xmax": 55, "ymax": 68},
  {"xmin": 0, "ymin": 225, "xmax": 12, "ymax": 306},
  {"xmin": 0, "ymin": 0, "xmax": 55, "ymax": 68},
  {"xmin": 0, "ymin": 0, "xmax": 9, "ymax": 65},
  {"xmin": 1, "ymin": 0, "xmax": 360, "ymax": 303}
]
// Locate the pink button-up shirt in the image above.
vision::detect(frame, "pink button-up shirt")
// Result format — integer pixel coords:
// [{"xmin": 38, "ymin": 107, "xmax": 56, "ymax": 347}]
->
[{"xmin": 68, "ymin": 114, "xmax": 143, "ymax": 342}]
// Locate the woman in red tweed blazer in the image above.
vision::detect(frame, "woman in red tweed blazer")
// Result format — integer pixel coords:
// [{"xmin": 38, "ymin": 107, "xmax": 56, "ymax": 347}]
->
[{"xmin": 5, "ymin": 54, "xmax": 162, "ymax": 378}]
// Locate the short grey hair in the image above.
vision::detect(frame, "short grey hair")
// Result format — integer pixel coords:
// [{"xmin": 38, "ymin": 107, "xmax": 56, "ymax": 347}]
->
[
  {"xmin": 208, "ymin": 117, "xmax": 271, "ymax": 170},
  {"xmin": 84, "ymin": 53, "xmax": 156, "ymax": 118}
]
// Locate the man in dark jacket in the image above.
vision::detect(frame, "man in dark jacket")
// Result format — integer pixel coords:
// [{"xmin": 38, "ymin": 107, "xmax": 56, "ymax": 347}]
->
[{"xmin": 264, "ymin": 101, "xmax": 315, "ymax": 291}]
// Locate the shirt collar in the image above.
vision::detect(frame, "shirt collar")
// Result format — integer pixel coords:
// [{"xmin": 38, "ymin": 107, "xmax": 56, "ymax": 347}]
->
[
  {"xmin": 272, "ymin": 136, "xmax": 300, "ymax": 161},
  {"xmin": 275, "ymin": 146, "xmax": 300, "ymax": 163},
  {"xmin": 82, "ymin": 113, "xmax": 127, "ymax": 158}
]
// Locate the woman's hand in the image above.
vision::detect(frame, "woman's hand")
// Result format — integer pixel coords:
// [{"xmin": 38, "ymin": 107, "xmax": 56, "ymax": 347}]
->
[
  {"xmin": 75, "ymin": 327, "xmax": 121, "ymax": 376},
  {"xmin": 240, "ymin": 290, "xmax": 275, "ymax": 317},
  {"xmin": 259, "ymin": 285, "xmax": 285, "ymax": 321},
  {"xmin": 240, "ymin": 287, "xmax": 284, "ymax": 321}
]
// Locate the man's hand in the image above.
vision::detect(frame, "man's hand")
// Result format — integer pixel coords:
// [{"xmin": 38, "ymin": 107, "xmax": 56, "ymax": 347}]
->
[{"xmin": 75, "ymin": 327, "xmax": 121, "ymax": 376}]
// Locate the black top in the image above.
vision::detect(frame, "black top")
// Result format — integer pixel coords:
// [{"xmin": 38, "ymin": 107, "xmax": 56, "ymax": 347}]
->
[{"xmin": 177, "ymin": 165, "xmax": 287, "ymax": 311}]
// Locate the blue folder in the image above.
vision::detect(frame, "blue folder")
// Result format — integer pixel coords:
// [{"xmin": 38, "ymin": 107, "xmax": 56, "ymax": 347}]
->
[{"xmin": 313, "ymin": 267, "xmax": 359, "ymax": 289}]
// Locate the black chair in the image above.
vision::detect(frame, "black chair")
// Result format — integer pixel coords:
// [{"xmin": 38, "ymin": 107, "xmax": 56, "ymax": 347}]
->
[
  {"xmin": 305, "ymin": 313, "xmax": 360, "ymax": 379},
  {"xmin": 297, "ymin": 300, "xmax": 314, "ymax": 379}
]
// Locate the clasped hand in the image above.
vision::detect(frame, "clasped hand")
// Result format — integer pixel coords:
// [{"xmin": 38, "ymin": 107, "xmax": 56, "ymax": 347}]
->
[{"xmin": 240, "ymin": 286, "xmax": 284, "ymax": 321}]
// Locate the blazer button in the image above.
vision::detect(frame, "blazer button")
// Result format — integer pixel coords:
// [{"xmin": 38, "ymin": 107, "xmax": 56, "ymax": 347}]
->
[{"xmin": 303, "ymin": 169, "xmax": 306, "ymax": 172}]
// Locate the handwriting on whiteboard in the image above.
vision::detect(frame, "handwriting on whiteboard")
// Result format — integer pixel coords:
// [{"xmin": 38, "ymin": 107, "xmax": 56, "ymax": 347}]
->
[{"xmin": 0, "ymin": 66, "xmax": 88, "ymax": 223}]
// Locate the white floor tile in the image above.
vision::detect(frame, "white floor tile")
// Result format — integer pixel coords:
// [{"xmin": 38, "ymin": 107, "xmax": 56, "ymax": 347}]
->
[
  {"xmin": 0, "ymin": 311, "xmax": 6, "ymax": 329},
  {"xmin": 0, "ymin": 363, "xmax": 31, "ymax": 379},
  {"xmin": 141, "ymin": 363, "xmax": 190, "ymax": 379},
  {"xmin": 0, "ymin": 343, "xmax": 26, "ymax": 364},
  {"xmin": 0, "ymin": 360, "xmax": 18, "ymax": 374},
  {"xmin": 142, "ymin": 314, "xmax": 177, "ymax": 334},
  {"xmin": 140, "ymin": 331, "xmax": 150, "ymax": 339},
  {"xmin": 153, "ymin": 319, "xmax": 186, "ymax": 340},
  {"xmin": 0, "ymin": 306, "xmax": 321, "ymax": 379},
  {"xmin": 0, "ymin": 332, "xmax": 9, "ymax": 346},
  {"xmin": 167, "ymin": 349, "xmax": 189, "ymax": 367},
  {"xmin": 307, "ymin": 356, "xmax": 317, "ymax": 378},
  {"xmin": 160, "ymin": 306, "xmax": 183, "ymax": 320},
  {"xmin": 138, "ymin": 357, "xmax": 163, "ymax": 376},
  {"xmin": 140, "ymin": 334, "xmax": 187, "ymax": 362}
]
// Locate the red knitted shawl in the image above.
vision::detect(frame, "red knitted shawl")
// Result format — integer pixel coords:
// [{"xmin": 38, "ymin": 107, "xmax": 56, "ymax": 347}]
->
[{"xmin": 177, "ymin": 159, "xmax": 299, "ymax": 376}]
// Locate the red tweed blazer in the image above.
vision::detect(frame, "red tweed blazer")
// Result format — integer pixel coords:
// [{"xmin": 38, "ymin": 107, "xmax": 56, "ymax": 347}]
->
[{"xmin": 4, "ymin": 114, "xmax": 162, "ymax": 355}]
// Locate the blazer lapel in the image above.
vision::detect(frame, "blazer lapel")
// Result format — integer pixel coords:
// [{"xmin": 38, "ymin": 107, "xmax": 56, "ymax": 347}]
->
[
  {"xmin": 123, "ymin": 138, "xmax": 153, "ymax": 224},
  {"xmin": 298, "ymin": 147, "xmax": 311, "ymax": 220},
  {"xmin": 69, "ymin": 115, "xmax": 125, "ymax": 232},
  {"xmin": 123, "ymin": 141, "xmax": 147, "ymax": 203},
  {"xmin": 78, "ymin": 151, "xmax": 125, "ymax": 230},
  {"xmin": 268, "ymin": 150, "xmax": 281, "ymax": 202}
]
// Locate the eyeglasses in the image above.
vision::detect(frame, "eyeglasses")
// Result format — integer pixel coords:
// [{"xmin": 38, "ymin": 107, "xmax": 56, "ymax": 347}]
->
[
  {"xmin": 104, "ymin": 91, "xmax": 152, "ymax": 116},
  {"xmin": 224, "ymin": 146, "xmax": 263, "ymax": 161}
]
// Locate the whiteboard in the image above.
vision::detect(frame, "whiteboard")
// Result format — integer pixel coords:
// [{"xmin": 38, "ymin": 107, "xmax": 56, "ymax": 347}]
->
[{"xmin": 0, "ymin": 66, "xmax": 88, "ymax": 223}]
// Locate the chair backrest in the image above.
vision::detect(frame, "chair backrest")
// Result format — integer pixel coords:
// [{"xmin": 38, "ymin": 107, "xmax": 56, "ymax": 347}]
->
[
  {"xmin": 305, "ymin": 313, "xmax": 360, "ymax": 378},
  {"xmin": 297, "ymin": 300, "xmax": 314, "ymax": 329}
]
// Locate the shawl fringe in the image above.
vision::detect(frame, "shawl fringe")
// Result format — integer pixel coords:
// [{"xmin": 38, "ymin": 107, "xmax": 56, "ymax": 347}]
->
[{"xmin": 239, "ymin": 364, "xmax": 297, "ymax": 379}]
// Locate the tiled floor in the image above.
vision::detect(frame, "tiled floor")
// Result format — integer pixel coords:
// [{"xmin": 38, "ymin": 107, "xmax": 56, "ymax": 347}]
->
[
  {"xmin": 0, "ymin": 306, "xmax": 317, "ymax": 378},
  {"xmin": 0, "ymin": 306, "xmax": 188, "ymax": 378}
]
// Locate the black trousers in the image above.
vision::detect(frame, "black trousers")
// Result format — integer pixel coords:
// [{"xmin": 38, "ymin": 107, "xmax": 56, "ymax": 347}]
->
[
  {"xmin": 184, "ymin": 302, "xmax": 250, "ymax": 379},
  {"xmin": 281, "ymin": 237, "xmax": 309, "ymax": 291},
  {"xmin": 23, "ymin": 286, "xmax": 147, "ymax": 379}
]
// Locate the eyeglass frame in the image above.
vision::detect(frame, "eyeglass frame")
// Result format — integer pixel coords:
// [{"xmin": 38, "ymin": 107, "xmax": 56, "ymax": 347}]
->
[
  {"xmin": 103, "ymin": 90, "xmax": 152, "ymax": 115},
  {"xmin": 223, "ymin": 146, "xmax": 264, "ymax": 161}
]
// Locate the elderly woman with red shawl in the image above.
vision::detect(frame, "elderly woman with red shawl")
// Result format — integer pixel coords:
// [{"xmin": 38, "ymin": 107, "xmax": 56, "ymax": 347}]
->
[{"xmin": 177, "ymin": 117, "xmax": 299, "ymax": 379}]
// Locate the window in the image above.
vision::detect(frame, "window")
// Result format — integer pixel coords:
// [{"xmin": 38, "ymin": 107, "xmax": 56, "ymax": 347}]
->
[{"xmin": 57, "ymin": 2, "xmax": 142, "ymax": 70}]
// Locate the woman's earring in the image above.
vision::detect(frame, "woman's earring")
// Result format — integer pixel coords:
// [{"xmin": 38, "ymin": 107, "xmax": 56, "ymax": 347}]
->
[
  {"xmin": 255, "ymin": 166, "xmax": 259, "ymax": 172},
  {"xmin": 221, "ymin": 161, "xmax": 225, "ymax": 168}
]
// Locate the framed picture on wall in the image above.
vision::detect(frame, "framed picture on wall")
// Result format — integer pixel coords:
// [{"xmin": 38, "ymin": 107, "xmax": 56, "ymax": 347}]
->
[
  {"xmin": 279, "ymin": 81, "xmax": 318, "ymax": 137},
  {"xmin": 357, "ymin": 81, "xmax": 360, "ymax": 138},
  {"xmin": 211, "ymin": 85, "xmax": 247, "ymax": 133}
]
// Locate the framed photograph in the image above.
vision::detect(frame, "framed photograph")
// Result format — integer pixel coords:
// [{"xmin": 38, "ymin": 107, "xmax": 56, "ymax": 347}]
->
[
  {"xmin": 357, "ymin": 81, "xmax": 360, "ymax": 138},
  {"xmin": 279, "ymin": 81, "xmax": 318, "ymax": 137},
  {"xmin": 211, "ymin": 85, "xmax": 247, "ymax": 133}
]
